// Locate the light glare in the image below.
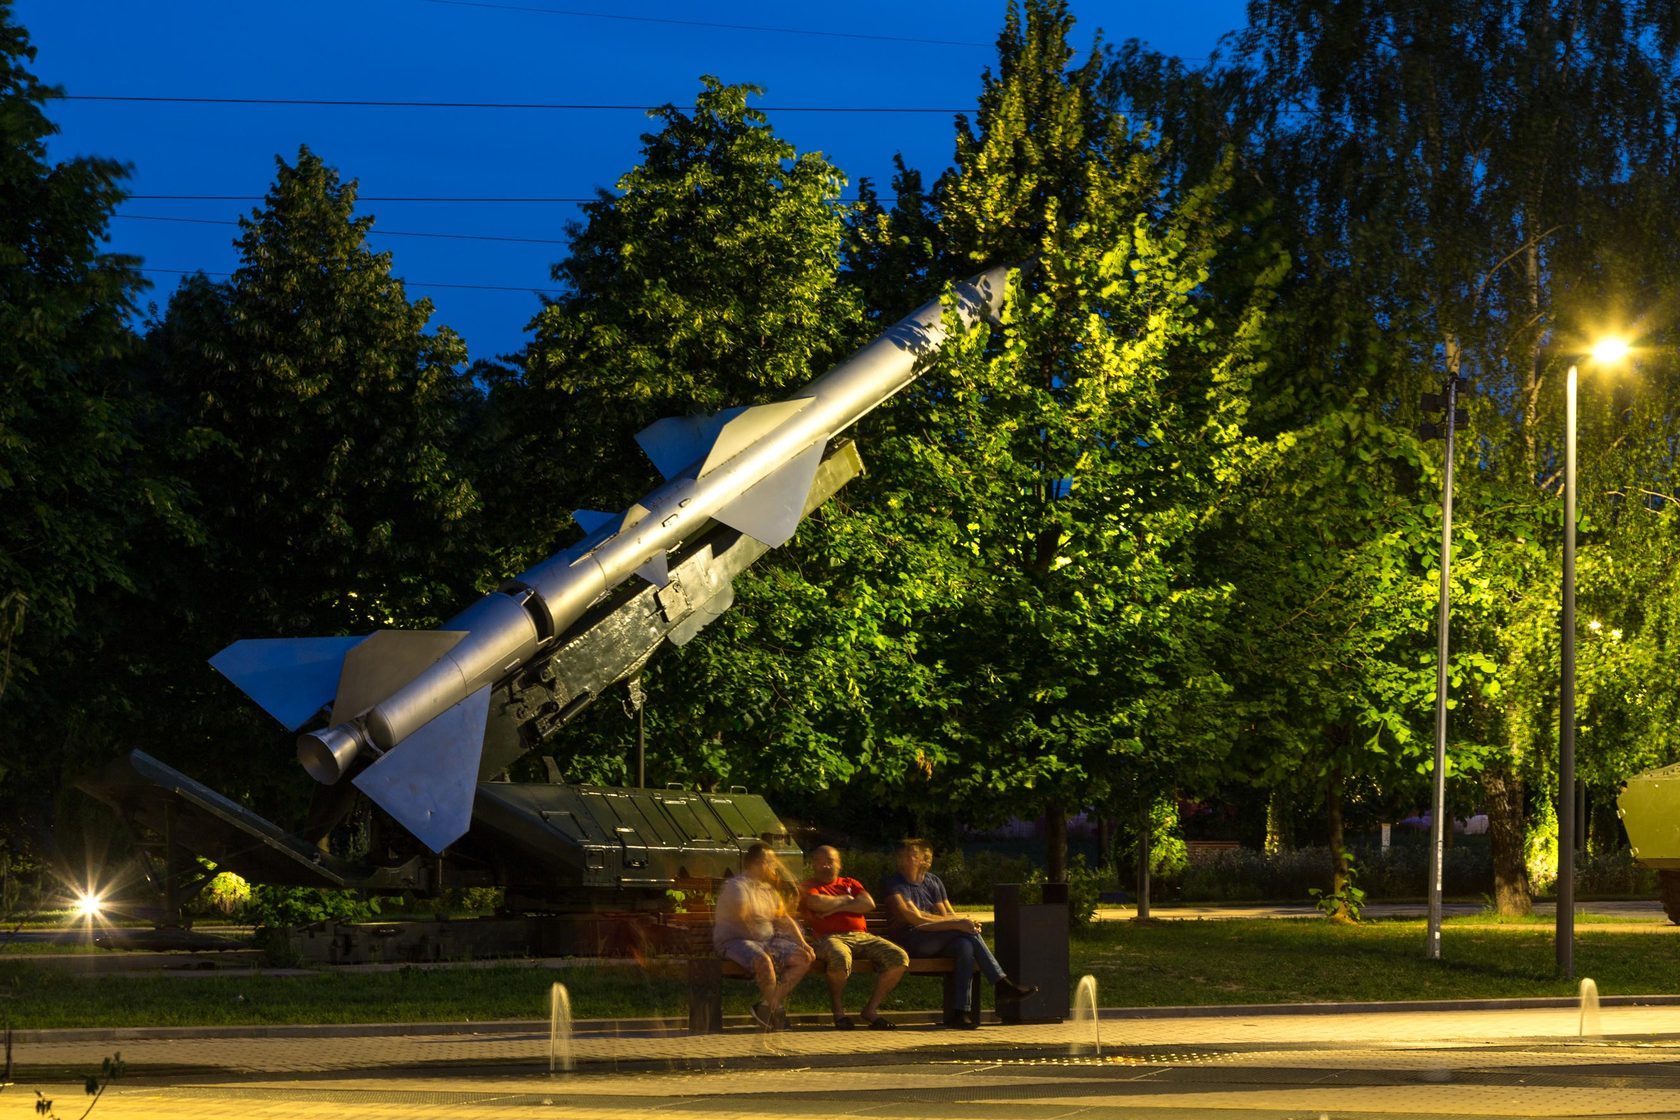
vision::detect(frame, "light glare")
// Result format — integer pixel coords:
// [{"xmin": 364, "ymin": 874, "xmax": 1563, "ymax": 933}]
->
[
  {"xmin": 1590, "ymin": 337, "xmax": 1631, "ymax": 365},
  {"xmin": 74, "ymin": 892, "xmax": 103, "ymax": 919}
]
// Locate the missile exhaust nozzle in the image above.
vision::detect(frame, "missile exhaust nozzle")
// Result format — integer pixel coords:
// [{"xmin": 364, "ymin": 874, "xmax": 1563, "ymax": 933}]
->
[{"xmin": 299, "ymin": 724, "xmax": 363, "ymax": 783}]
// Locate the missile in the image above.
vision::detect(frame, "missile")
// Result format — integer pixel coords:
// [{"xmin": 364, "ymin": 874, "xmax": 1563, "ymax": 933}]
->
[{"xmin": 210, "ymin": 266, "xmax": 1012, "ymax": 853}]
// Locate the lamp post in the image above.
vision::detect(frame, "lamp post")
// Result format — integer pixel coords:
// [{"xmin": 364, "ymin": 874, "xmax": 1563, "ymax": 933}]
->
[
  {"xmin": 1420, "ymin": 377, "xmax": 1468, "ymax": 961},
  {"xmin": 1558, "ymin": 337, "xmax": 1629, "ymax": 979}
]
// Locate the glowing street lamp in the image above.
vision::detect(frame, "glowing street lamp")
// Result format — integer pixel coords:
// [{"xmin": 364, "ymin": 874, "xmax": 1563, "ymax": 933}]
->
[
  {"xmin": 1559, "ymin": 334, "xmax": 1631, "ymax": 979},
  {"xmin": 73, "ymin": 891, "xmax": 103, "ymax": 921}
]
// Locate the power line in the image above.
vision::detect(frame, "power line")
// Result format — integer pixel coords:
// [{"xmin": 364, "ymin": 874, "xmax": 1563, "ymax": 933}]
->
[
  {"xmin": 116, "ymin": 213, "xmax": 571, "ymax": 244},
  {"xmin": 60, "ymin": 94, "xmax": 969, "ymax": 114},
  {"xmin": 411, "ymin": 0, "xmax": 992, "ymax": 48},
  {"xmin": 140, "ymin": 266, "xmax": 565, "ymax": 295},
  {"xmin": 129, "ymin": 194, "xmax": 593, "ymax": 203},
  {"xmin": 125, "ymin": 193, "xmax": 897, "ymax": 204}
]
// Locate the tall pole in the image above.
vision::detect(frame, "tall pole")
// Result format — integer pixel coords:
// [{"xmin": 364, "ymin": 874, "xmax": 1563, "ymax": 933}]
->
[
  {"xmin": 1558, "ymin": 365, "xmax": 1577, "ymax": 978},
  {"xmin": 1426, "ymin": 373, "xmax": 1460, "ymax": 961}
]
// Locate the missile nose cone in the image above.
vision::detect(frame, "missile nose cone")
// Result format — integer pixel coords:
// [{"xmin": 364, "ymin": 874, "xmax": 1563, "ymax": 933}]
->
[{"xmin": 299, "ymin": 724, "xmax": 363, "ymax": 783}]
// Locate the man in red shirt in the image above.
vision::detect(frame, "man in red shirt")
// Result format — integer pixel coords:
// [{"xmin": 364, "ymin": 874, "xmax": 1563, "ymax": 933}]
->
[{"xmin": 799, "ymin": 845, "xmax": 909, "ymax": 1030}]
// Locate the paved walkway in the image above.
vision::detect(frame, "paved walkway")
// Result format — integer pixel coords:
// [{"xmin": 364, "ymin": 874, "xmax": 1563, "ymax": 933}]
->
[{"xmin": 14, "ymin": 1002, "xmax": 1680, "ymax": 1119}]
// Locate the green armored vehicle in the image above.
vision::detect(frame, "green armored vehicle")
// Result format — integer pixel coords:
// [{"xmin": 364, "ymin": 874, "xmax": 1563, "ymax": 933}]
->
[{"xmin": 1617, "ymin": 763, "xmax": 1680, "ymax": 922}]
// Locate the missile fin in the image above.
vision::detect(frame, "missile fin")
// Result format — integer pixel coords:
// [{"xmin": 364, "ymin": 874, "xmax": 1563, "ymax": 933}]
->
[
  {"xmin": 352, "ymin": 684, "xmax": 490, "ymax": 854},
  {"xmin": 668, "ymin": 582, "xmax": 735, "ymax": 646},
  {"xmin": 710, "ymin": 440, "xmax": 827, "ymax": 547},
  {"xmin": 209, "ymin": 637, "xmax": 367, "ymax": 731},
  {"xmin": 329, "ymin": 629, "xmax": 468, "ymax": 726},
  {"xmin": 635, "ymin": 411, "xmax": 737, "ymax": 480},
  {"xmin": 698, "ymin": 399, "xmax": 812, "ymax": 477},
  {"xmin": 635, "ymin": 551, "xmax": 670, "ymax": 588},
  {"xmin": 571, "ymin": 509, "xmax": 617, "ymax": 535},
  {"xmin": 634, "ymin": 399, "xmax": 812, "ymax": 480}
]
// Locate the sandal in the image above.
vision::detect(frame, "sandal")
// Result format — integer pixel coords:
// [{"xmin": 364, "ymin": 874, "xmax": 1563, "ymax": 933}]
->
[
  {"xmin": 862, "ymin": 1015, "xmax": 897, "ymax": 1030},
  {"xmin": 832, "ymin": 1015, "xmax": 856, "ymax": 1030}
]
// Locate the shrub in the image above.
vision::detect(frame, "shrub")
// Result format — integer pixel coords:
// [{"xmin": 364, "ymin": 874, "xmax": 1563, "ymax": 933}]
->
[
  {"xmin": 1027, "ymin": 855, "xmax": 1102, "ymax": 926},
  {"xmin": 195, "ymin": 871, "xmax": 251, "ymax": 917},
  {"xmin": 1174, "ymin": 839, "xmax": 1494, "ymax": 902},
  {"xmin": 1574, "ymin": 847, "xmax": 1657, "ymax": 896}
]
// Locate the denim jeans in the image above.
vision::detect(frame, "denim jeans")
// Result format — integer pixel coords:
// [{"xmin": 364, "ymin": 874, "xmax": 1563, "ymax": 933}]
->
[{"xmin": 890, "ymin": 928, "xmax": 1004, "ymax": 1011}]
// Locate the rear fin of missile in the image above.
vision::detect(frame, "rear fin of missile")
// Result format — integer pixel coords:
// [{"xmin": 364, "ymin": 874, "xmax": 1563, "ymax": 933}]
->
[
  {"xmin": 209, "ymin": 637, "xmax": 366, "ymax": 732},
  {"xmin": 352, "ymin": 684, "xmax": 490, "ymax": 854},
  {"xmin": 668, "ymin": 582, "xmax": 735, "ymax": 646},
  {"xmin": 698, "ymin": 399, "xmax": 812, "ymax": 476},
  {"xmin": 634, "ymin": 399, "xmax": 812, "ymax": 480},
  {"xmin": 571, "ymin": 509, "xmax": 617, "ymax": 535},
  {"xmin": 329, "ymin": 630, "xmax": 467, "ymax": 725},
  {"xmin": 711, "ymin": 440, "xmax": 827, "ymax": 547},
  {"xmin": 635, "ymin": 551, "xmax": 670, "ymax": 588}
]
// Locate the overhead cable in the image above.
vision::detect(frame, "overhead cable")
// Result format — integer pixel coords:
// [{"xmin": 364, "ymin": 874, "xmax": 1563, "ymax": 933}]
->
[
  {"xmin": 140, "ymin": 266, "xmax": 564, "ymax": 295},
  {"xmin": 411, "ymin": 0, "xmax": 991, "ymax": 48}
]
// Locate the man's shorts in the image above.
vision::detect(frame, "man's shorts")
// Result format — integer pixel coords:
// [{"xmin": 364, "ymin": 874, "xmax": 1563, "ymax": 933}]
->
[
  {"xmin": 813, "ymin": 931, "xmax": 911, "ymax": 974},
  {"xmin": 718, "ymin": 933, "xmax": 809, "ymax": 972}
]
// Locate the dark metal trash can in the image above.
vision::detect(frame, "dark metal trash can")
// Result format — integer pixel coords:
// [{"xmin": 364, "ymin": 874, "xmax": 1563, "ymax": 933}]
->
[{"xmin": 993, "ymin": 881, "xmax": 1069, "ymax": 1023}]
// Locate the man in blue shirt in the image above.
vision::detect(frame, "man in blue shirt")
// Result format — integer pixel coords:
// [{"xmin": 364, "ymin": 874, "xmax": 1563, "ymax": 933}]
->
[{"xmin": 879, "ymin": 838, "xmax": 1038, "ymax": 1027}]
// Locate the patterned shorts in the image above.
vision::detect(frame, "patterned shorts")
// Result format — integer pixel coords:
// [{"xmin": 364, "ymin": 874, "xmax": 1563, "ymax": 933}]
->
[
  {"xmin": 814, "ymin": 931, "xmax": 911, "ymax": 974},
  {"xmin": 718, "ymin": 934, "xmax": 809, "ymax": 972}
]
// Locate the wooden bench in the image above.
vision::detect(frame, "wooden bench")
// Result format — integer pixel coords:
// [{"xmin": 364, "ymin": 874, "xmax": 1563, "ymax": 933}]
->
[
  {"xmin": 1185, "ymin": 839, "xmax": 1243, "ymax": 862},
  {"xmin": 677, "ymin": 913, "xmax": 983, "ymax": 1033}
]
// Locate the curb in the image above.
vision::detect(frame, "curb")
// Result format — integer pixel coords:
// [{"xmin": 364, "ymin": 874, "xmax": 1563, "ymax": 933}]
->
[{"xmin": 20, "ymin": 993, "xmax": 1680, "ymax": 1045}]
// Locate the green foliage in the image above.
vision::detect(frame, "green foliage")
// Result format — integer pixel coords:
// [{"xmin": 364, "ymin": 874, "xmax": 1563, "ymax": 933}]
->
[
  {"xmin": 0, "ymin": 2, "xmax": 195, "ymax": 850},
  {"xmin": 1027, "ymin": 854, "xmax": 1102, "ymax": 926},
  {"xmin": 122, "ymin": 146, "xmax": 483, "ymax": 813},
  {"xmin": 245, "ymin": 885, "xmax": 383, "ymax": 930},
  {"xmin": 506, "ymin": 78, "xmax": 875, "ymax": 794},
  {"xmin": 849, "ymin": 0, "xmax": 1284, "ymax": 833},
  {"xmin": 193, "ymin": 871, "xmax": 252, "ymax": 918},
  {"xmin": 1308, "ymin": 852, "xmax": 1367, "ymax": 922},
  {"xmin": 1174, "ymin": 841, "xmax": 1495, "ymax": 903}
]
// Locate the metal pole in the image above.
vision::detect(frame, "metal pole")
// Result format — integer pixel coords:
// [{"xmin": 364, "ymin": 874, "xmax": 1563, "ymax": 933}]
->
[
  {"xmin": 1426, "ymin": 374, "xmax": 1459, "ymax": 961},
  {"xmin": 628, "ymin": 675, "xmax": 647, "ymax": 789},
  {"xmin": 1558, "ymin": 364, "xmax": 1577, "ymax": 979}
]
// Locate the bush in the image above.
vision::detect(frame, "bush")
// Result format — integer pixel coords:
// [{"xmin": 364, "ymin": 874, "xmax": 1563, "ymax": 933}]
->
[
  {"xmin": 194, "ymin": 871, "xmax": 251, "ymax": 918},
  {"xmin": 1175, "ymin": 840, "xmax": 1494, "ymax": 902},
  {"xmin": 1574, "ymin": 847, "xmax": 1657, "ymax": 896},
  {"xmin": 1027, "ymin": 855, "xmax": 1102, "ymax": 926}
]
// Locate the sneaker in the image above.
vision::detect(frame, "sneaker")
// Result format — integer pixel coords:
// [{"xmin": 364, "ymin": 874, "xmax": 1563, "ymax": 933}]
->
[
  {"xmin": 996, "ymin": 977, "xmax": 1040, "ymax": 1001},
  {"xmin": 751, "ymin": 1002, "xmax": 775, "ymax": 1030}
]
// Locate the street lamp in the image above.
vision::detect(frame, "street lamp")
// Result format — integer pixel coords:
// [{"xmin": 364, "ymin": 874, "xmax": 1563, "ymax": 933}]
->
[{"xmin": 1558, "ymin": 335, "xmax": 1630, "ymax": 979}]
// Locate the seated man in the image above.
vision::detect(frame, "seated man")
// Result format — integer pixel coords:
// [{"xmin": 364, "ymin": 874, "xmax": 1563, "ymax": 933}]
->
[
  {"xmin": 798, "ymin": 845, "xmax": 909, "ymax": 1031},
  {"xmin": 713, "ymin": 843, "xmax": 815, "ymax": 1030},
  {"xmin": 880, "ymin": 837, "xmax": 1038, "ymax": 1027}
]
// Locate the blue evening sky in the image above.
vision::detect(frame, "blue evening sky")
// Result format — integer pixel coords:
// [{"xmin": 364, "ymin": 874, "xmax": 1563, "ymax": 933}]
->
[{"xmin": 18, "ymin": 1, "xmax": 1250, "ymax": 363}]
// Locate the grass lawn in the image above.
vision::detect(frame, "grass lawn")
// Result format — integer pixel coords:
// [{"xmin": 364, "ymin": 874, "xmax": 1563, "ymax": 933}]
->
[{"xmin": 4, "ymin": 915, "xmax": 1678, "ymax": 1030}]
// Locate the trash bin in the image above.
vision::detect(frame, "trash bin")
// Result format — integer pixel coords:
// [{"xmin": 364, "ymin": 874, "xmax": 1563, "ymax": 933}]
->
[{"xmin": 993, "ymin": 881, "xmax": 1068, "ymax": 1023}]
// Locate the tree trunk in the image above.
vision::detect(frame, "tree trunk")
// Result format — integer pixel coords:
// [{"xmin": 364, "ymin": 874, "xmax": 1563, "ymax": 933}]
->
[
  {"xmin": 1482, "ymin": 761, "xmax": 1532, "ymax": 915},
  {"xmin": 1136, "ymin": 800, "xmax": 1152, "ymax": 921},
  {"xmin": 1327, "ymin": 762, "xmax": 1353, "ymax": 922},
  {"xmin": 1095, "ymin": 816, "xmax": 1110, "ymax": 871},
  {"xmin": 1045, "ymin": 805, "xmax": 1068, "ymax": 883},
  {"xmin": 1265, "ymin": 789, "xmax": 1288, "ymax": 855}
]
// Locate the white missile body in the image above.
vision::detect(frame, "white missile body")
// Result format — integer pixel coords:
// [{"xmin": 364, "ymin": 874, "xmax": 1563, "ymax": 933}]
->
[{"xmin": 211, "ymin": 266, "xmax": 1011, "ymax": 852}]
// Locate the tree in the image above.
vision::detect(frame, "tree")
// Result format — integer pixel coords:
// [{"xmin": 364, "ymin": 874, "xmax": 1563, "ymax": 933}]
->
[
  {"xmin": 1117, "ymin": 0, "xmax": 1680, "ymax": 913},
  {"xmin": 0, "ymin": 3, "xmax": 188, "ymax": 849},
  {"xmin": 505, "ymin": 79, "xmax": 883, "ymax": 795},
  {"xmin": 850, "ymin": 0, "xmax": 1284, "ymax": 876},
  {"xmin": 133, "ymin": 147, "xmax": 481, "ymax": 809}
]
